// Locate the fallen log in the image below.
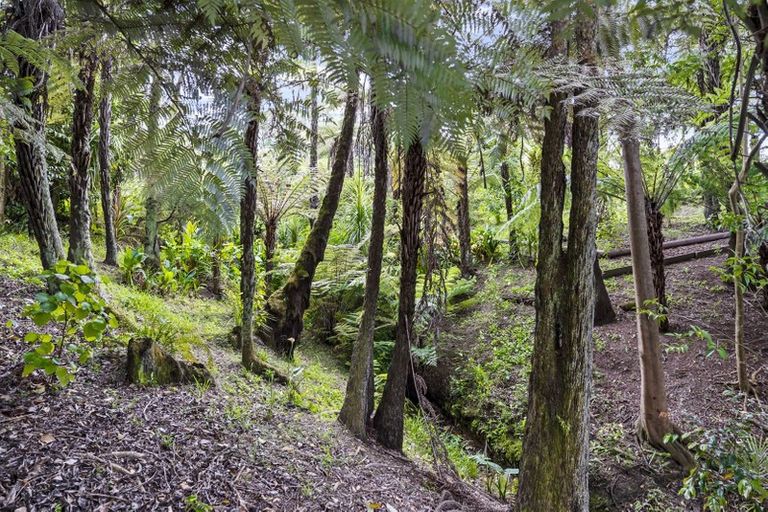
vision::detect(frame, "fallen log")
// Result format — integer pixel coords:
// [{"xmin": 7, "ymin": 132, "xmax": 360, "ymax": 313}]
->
[
  {"xmin": 598, "ymin": 232, "xmax": 729, "ymax": 259},
  {"xmin": 603, "ymin": 245, "xmax": 728, "ymax": 278}
]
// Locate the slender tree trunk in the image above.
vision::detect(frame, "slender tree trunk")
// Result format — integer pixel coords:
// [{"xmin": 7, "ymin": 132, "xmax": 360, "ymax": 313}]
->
[
  {"xmin": 621, "ymin": 124, "xmax": 695, "ymax": 470},
  {"xmin": 699, "ymin": 29, "xmax": 723, "ymax": 225},
  {"xmin": 456, "ymin": 163, "xmax": 473, "ymax": 277},
  {"xmin": 593, "ymin": 256, "xmax": 616, "ymax": 326},
  {"xmin": 9, "ymin": 0, "xmax": 65, "ymax": 269},
  {"xmin": 261, "ymin": 90, "xmax": 358, "ymax": 358},
  {"xmin": 728, "ymin": 129, "xmax": 754, "ymax": 394},
  {"xmin": 68, "ymin": 51, "xmax": 98, "ymax": 267},
  {"xmin": 500, "ymin": 158, "xmax": 515, "ymax": 258},
  {"xmin": 760, "ymin": 242, "xmax": 768, "ymax": 310},
  {"xmin": 144, "ymin": 79, "xmax": 162, "ymax": 268},
  {"xmin": 210, "ymin": 237, "xmax": 223, "ymax": 299},
  {"xmin": 241, "ymin": 79, "xmax": 262, "ymax": 368},
  {"xmin": 308, "ymin": 80, "xmax": 320, "ymax": 215},
  {"xmin": 98, "ymin": 58, "xmax": 119, "ymax": 266},
  {"xmin": 339, "ymin": 104, "xmax": 388, "ymax": 439},
  {"xmin": 644, "ymin": 198, "xmax": 668, "ymax": 331},
  {"xmin": 518, "ymin": 16, "xmax": 598, "ymax": 510},
  {"xmin": 373, "ymin": 138, "xmax": 427, "ymax": 451},
  {"xmin": 144, "ymin": 196, "xmax": 160, "ymax": 266},
  {"xmin": 0, "ymin": 155, "xmax": 6, "ymax": 227},
  {"xmin": 477, "ymin": 137, "xmax": 487, "ymax": 189},
  {"xmin": 264, "ymin": 218, "xmax": 277, "ymax": 289}
]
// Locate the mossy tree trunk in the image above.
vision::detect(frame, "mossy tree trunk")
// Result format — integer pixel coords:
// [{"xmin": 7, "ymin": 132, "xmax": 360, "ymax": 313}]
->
[
  {"xmin": 518, "ymin": 15, "xmax": 598, "ymax": 510},
  {"xmin": 9, "ymin": 0, "xmax": 65, "ymax": 270},
  {"xmin": 456, "ymin": 163, "xmax": 473, "ymax": 277},
  {"xmin": 621, "ymin": 123, "xmax": 695, "ymax": 470},
  {"xmin": 373, "ymin": 139, "xmax": 427, "ymax": 451},
  {"xmin": 260, "ymin": 89, "xmax": 358, "ymax": 358},
  {"xmin": 68, "ymin": 50, "xmax": 98, "ymax": 267},
  {"xmin": 98, "ymin": 57, "xmax": 119, "ymax": 266},
  {"xmin": 241, "ymin": 78, "xmax": 262, "ymax": 369},
  {"xmin": 339, "ymin": 104, "xmax": 388, "ymax": 439},
  {"xmin": 644, "ymin": 197, "xmax": 668, "ymax": 331}
]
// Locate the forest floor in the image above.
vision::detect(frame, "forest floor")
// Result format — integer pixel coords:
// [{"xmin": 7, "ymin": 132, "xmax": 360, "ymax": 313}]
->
[
  {"xmin": 0, "ymin": 235, "xmax": 503, "ymax": 511},
  {"xmin": 2, "ymin": 207, "xmax": 768, "ymax": 511},
  {"xmin": 425, "ymin": 208, "xmax": 768, "ymax": 511}
]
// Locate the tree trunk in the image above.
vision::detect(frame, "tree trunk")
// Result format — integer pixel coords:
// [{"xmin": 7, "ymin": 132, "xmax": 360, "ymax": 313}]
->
[
  {"xmin": 593, "ymin": 257, "xmax": 616, "ymax": 326},
  {"xmin": 9, "ymin": 0, "xmax": 65, "ymax": 269},
  {"xmin": 0, "ymin": 155, "xmax": 6, "ymax": 227},
  {"xmin": 144, "ymin": 79, "xmax": 162, "ymax": 269},
  {"xmin": 621, "ymin": 125, "xmax": 694, "ymax": 470},
  {"xmin": 373, "ymin": 138, "xmax": 427, "ymax": 451},
  {"xmin": 500, "ymin": 158, "xmax": 515, "ymax": 258},
  {"xmin": 760, "ymin": 242, "xmax": 768, "ymax": 311},
  {"xmin": 68, "ymin": 51, "xmax": 98, "ymax": 267},
  {"xmin": 339, "ymin": 104, "xmax": 388, "ymax": 440},
  {"xmin": 309, "ymin": 80, "xmax": 320, "ymax": 214},
  {"xmin": 518, "ymin": 16, "xmax": 597, "ymax": 510},
  {"xmin": 210, "ymin": 236, "xmax": 223, "ymax": 299},
  {"xmin": 264, "ymin": 218, "xmax": 277, "ymax": 289},
  {"xmin": 644, "ymin": 198, "xmax": 668, "ymax": 331},
  {"xmin": 728, "ymin": 129, "xmax": 754, "ymax": 394},
  {"xmin": 260, "ymin": 90, "xmax": 358, "ymax": 358},
  {"xmin": 144, "ymin": 196, "xmax": 161, "ymax": 267},
  {"xmin": 241, "ymin": 79, "xmax": 262, "ymax": 369},
  {"xmin": 98, "ymin": 58, "xmax": 119, "ymax": 266},
  {"xmin": 456, "ymin": 163, "xmax": 473, "ymax": 277}
]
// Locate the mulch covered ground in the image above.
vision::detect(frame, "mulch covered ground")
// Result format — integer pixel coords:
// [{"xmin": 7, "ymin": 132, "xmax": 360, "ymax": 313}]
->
[{"xmin": 0, "ymin": 277, "xmax": 503, "ymax": 512}]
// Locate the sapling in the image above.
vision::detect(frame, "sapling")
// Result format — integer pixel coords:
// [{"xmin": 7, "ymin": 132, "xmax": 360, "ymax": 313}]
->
[{"xmin": 22, "ymin": 261, "xmax": 117, "ymax": 386}]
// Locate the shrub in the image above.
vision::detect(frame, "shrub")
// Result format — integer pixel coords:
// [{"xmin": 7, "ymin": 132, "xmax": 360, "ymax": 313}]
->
[
  {"xmin": 681, "ymin": 428, "xmax": 768, "ymax": 511},
  {"xmin": 21, "ymin": 261, "xmax": 117, "ymax": 386}
]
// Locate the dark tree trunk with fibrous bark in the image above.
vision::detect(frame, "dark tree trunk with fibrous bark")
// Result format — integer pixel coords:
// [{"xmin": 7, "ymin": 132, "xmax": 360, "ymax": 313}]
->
[
  {"xmin": 593, "ymin": 257, "xmax": 616, "ymax": 326},
  {"xmin": 98, "ymin": 57, "xmax": 119, "ymax": 266},
  {"xmin": 264, "ymin": 218, "xmax": 277, "ymax": 289},
  {"xmin": 260, "ymin": 90, "xmax": 358, "ymax": 358},
  {"xmin": 373, "ymin": 139, "xmax": 427, "ymax": 451},
  {"xmin": 499, "ymin": 159, "xmax": 515, "ymax": 258},
  {"xmin": 9, "ymin": 0, "xmax": 65, "ymax": 269},
  {"xmin": 339, "ymin": 104, "xmax": 388, "ymax": 440},
  {"xmin": 68, "ymin": 51, "xmax": 98, "ymax": 267},
  {"xmin": 621, "ymin": 125, "xmax": 694, "ymax": 470},
  {"xmin": 456, "ymin": 164, "xmax": 473, "ymax": 277},
  {"xmin": 518, "ymin": 15, "xmax": 598, "ymax": 510},
  {"xmin": 240, "ymin": 79, "xmax": 262, "ymax": 368},
  {"xmin": 644, "ymin": 198, "xmax": 668, "ymax": 331}
]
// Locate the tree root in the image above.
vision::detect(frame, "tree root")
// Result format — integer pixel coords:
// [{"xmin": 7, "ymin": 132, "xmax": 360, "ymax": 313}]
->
[
  {"xmin": 242, "ymin": 356, "xmax": 289, "ymax": 385},
  {"xmin": 637, "ymin": 419, "xmax": 696, "ymax": 472}
]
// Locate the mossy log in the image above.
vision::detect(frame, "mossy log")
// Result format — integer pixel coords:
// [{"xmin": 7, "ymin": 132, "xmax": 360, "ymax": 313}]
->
[{"xmin": 126, "ymin": 337, "xmax": 213, "ymax": 386}]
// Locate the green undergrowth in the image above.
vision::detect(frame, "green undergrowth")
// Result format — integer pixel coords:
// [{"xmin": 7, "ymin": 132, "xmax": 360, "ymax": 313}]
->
[
  {"xmin": 0, "ymin": 232, "xmax": 45, "ymax": 281},
  {"xmin": 0, "ymin": 231, "xmax": 478, "ymax": 478},
  {"xmin": 444, "ymin": 265, "xmax": 535, "ymax": 466}
]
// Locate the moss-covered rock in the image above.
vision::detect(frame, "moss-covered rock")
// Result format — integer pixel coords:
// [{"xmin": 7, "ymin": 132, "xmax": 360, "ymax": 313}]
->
[{"xmin": 126, "ymin": 337, "xmax": 213, "ymax": 386}]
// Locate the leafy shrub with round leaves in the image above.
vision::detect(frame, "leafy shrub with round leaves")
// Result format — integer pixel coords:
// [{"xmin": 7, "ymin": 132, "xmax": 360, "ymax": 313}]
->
[{"xmin": 21, "ymin": 261, "xmax": 117, "ymax": 386}]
